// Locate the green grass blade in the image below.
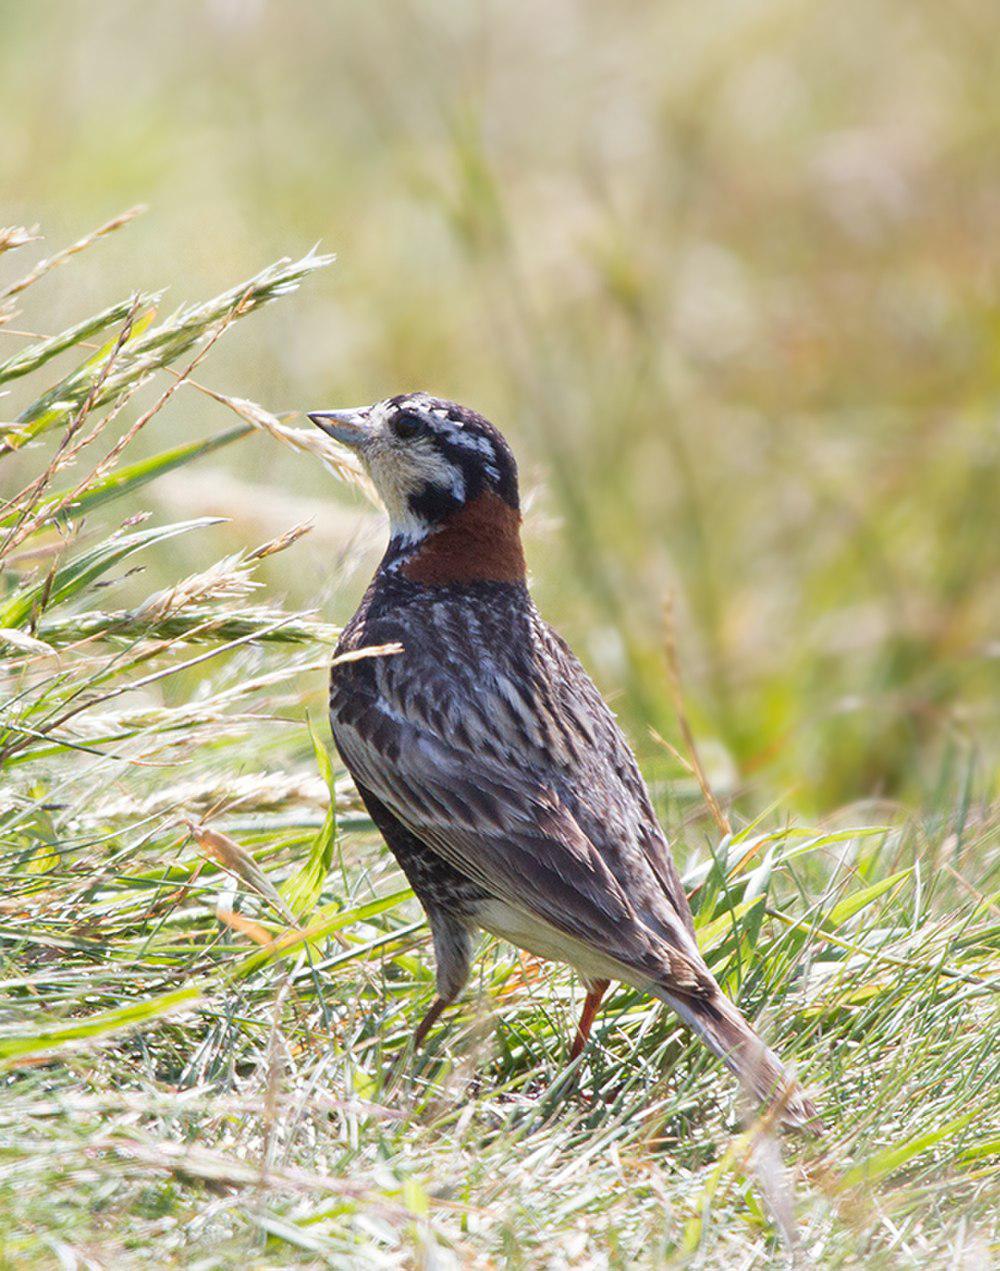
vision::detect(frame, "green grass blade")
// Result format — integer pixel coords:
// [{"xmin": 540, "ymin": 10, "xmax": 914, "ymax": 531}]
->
[
  {"xmin": 0, "ymin": 295, "xmax": 158, "ymax": 385},
  {"xmin": 826, "ymin": 868, "xmax": 912, "ymax": 927},
  {"xmin": 227, "ymin": 889, "xmax": 413, "ymax": 983},
  {"xmin": 0, "ymin": 517, "xmax": 221, "ymax": 628},
  {"xmin": 696, "ymin": 896, "xmax": 764, "ymax": 952},
  {"xmin": 0, "ymin": 986, "xmax": 202, "ymax": 1067},
  {"xmin": 841, "ymin": 1113, "xmax": 976, "ymax": 1187},
  {"xmin": 0, "ymin": 424, "xmax": 252, "ymax": 530},
  {"xmin": 281, "ymin": 719, "xmax": 339, "ymax": 919}
]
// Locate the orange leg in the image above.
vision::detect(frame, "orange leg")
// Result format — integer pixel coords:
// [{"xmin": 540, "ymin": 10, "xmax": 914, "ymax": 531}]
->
[
  {"xmin": 568, "ymin": 979, "xmax": 610, "ymax": 1060},
  {"xmin": 412, "ymin": 995, "xmax": 448, "ymax": 1050}
]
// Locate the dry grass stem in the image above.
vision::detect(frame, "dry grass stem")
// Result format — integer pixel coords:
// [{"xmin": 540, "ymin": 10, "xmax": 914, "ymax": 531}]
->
[{"xmin": 0, "ymin": 206, "xmax": 145, "ymax": 302}]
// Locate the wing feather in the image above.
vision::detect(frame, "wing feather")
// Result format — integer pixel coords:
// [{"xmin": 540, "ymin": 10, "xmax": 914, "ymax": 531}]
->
[{"xmin": 331, "ymin": 592, "xmax": 709, "ymax": 993}]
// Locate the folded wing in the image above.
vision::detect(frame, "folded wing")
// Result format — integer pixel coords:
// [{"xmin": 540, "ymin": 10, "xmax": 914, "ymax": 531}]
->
[{"xmin": 331, "ymin": 615, "xmax": 712, "ymax": 997}]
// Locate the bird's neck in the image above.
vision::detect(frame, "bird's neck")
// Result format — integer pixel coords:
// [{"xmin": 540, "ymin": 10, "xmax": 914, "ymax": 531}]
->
[{"xmin": 381, "ymin": 490, "xmax": 526, "ymax": 586}]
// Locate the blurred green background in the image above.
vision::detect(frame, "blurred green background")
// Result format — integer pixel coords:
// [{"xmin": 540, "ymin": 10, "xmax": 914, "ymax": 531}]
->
[{"xmin": 3, "ymin": 0, "xmax": 998, "ymax": 811}]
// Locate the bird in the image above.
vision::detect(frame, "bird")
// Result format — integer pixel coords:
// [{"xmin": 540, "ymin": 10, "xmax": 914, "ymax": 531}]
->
[{"xmin": 307, "ymin": 392, "xmax": 818, "ymax": 1128}]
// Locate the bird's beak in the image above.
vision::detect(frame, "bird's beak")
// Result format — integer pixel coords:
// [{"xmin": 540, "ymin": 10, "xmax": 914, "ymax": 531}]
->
[{"xmin": 307, "ymin": 408, "xmax": 373, "ymax": 451}]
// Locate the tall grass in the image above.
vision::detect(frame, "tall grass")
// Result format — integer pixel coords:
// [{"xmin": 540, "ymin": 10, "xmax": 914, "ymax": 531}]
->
[{"xmin": 0, "ymin": 216, "xmax": 997, "ymax": 1266}]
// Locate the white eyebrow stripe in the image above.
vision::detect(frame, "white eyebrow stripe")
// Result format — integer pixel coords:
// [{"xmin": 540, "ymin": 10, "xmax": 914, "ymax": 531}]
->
[{"xmin": 445, "ymin": 428, "xmax": 495, "ymax": 453}]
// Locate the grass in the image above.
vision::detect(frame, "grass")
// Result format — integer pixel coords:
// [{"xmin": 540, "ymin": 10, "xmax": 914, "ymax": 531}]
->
[
  {"xmin": 0, "ymin": 216, "xmax": 997, "ymax": 1266},
  {"xmin": 7, "ymin": 2, "xmax": 1000, "ymax": 811}
]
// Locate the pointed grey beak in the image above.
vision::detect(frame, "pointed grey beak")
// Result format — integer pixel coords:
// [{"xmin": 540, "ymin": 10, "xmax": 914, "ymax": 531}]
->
[{"xmin": 307, "ymin": 408, "xmax": 373, "ymax": 450}]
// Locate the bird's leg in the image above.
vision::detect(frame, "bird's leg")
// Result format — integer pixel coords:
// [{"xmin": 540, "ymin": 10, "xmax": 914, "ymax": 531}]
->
[
  {"xmin": 568, "ymin": 979, "xmax": 610, "ymax": 1061},
  {"xmin": 412, "ymin": 995, "xmax": 448, "ymax": 1050},
  {"xmin": 384, "ymin": 996, "xmax": 449, "ymax": 1088}
]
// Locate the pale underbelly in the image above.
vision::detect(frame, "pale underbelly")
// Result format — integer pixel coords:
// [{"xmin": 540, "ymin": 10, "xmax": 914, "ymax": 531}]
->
[{"xmin": 471, "ymin": 897, "xmax": 650, "ymax": 991}]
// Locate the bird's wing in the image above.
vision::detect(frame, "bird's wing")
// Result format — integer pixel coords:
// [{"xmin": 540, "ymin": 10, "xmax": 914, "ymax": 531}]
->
[
  {"xmin": 330, "ymin": 620, "xmax": 710, "ymax": 995},
  {"xmin": 536, "ymin": 623, "xmax": 698, "ymax": 939}
]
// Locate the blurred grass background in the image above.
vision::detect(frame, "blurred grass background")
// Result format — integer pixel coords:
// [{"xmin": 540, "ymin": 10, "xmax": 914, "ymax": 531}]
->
[
  {"xmin": 3, "ymin": 3, "xmax": 1000, "ymax": 1265},
  {"xmin": 5, "ymin": 0, "xmax": 998, "ymax": 813}
]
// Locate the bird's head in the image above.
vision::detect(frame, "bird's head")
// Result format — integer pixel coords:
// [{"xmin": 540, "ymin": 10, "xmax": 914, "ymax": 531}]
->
[{"xmin": 308, "ymin": 393, "xmax": 525, "ymax": 584}]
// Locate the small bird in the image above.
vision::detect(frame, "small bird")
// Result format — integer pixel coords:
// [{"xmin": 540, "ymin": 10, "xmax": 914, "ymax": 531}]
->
[{"xmin": 308, "ymin": 393, "xmax": 817, "ymax": 1127}]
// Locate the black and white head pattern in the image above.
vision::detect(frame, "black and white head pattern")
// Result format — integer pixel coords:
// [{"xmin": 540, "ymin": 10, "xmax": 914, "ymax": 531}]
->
[{"xmin": 348, "ymin": 393, "xmax": 519, "ymax": 545}]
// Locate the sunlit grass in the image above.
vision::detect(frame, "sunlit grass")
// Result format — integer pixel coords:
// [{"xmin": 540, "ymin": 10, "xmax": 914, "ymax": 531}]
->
[{"xmin": 1, "ymin": 217, "xmax": 997, "ymax": 1265}]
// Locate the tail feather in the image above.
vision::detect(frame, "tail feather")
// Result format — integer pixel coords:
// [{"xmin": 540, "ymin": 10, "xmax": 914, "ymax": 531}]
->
[{"xmin": 657, "ymin": 987, "xmax": 822, "ymax": 1132}]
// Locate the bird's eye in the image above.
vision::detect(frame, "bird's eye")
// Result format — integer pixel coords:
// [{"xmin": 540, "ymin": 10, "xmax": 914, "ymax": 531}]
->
[{"xmin": 392, "ymin": 412, "xmax": 427, "ymax": 441}]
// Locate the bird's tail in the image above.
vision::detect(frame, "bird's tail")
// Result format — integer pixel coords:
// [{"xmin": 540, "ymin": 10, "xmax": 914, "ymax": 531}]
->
[{"xmin": 656, "ymin": 985, "xmax": 821, "ymax": 1132}]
